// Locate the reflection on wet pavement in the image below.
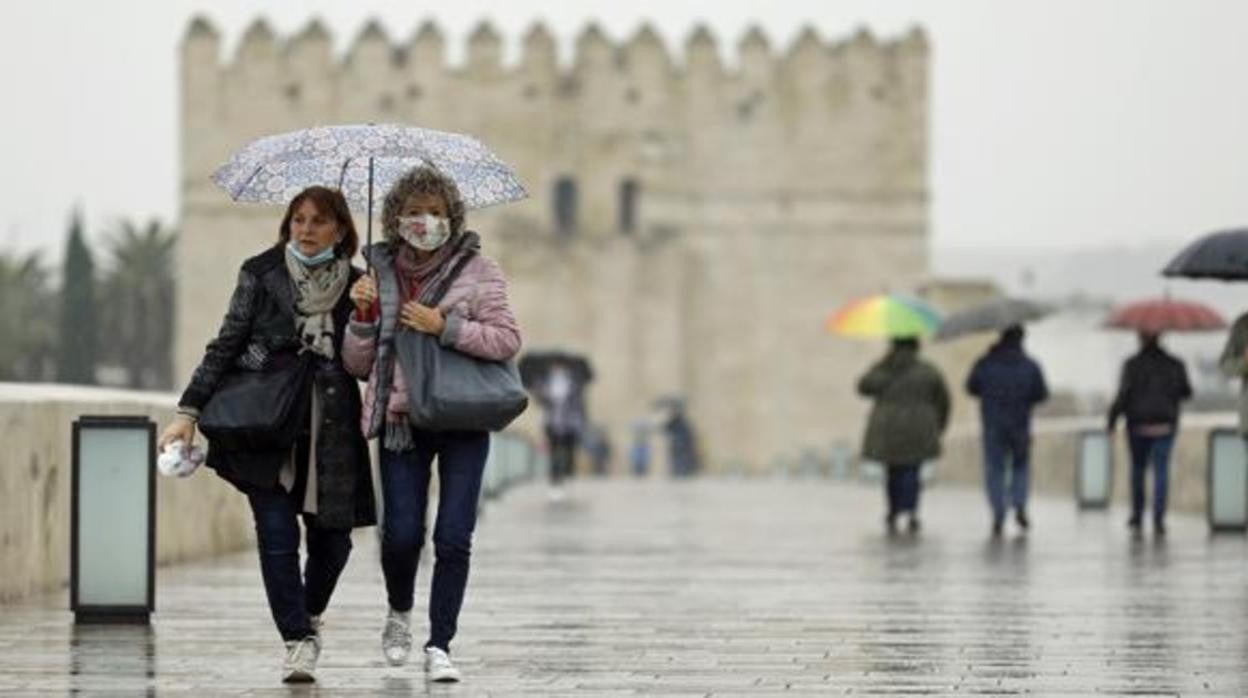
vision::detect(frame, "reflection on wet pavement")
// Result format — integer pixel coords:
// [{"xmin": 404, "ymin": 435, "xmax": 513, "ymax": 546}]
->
[{"xmin": 1, "ymin": 479, "xmax": 1246, "ymax": 695}]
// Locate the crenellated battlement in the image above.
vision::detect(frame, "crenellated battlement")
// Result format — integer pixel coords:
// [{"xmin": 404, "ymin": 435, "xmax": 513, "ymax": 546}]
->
[{"xmin": 183, "ymin": 16, "xmax": 925, "ymax": 96}]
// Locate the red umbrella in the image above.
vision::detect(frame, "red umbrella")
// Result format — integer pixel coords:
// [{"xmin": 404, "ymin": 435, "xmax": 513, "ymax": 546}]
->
[{"xmin": 1104, "ymin": 297, "xmax": 1227, "ymax": 333}]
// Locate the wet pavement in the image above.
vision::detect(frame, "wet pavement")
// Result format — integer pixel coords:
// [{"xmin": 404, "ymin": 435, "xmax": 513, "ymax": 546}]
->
[{"xmin": 1, "ymin": 477, "xmax": 1247, "ymax": 695}]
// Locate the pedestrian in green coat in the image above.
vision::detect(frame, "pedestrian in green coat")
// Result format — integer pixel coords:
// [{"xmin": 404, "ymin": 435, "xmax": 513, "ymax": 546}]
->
[
  {"xmin": 857, "ymin": 337, "xmax": 951, "ymax": 534},
  {"xmin": 1219, "ymin": 311, "xmax": 1248, "ymax": 434}
]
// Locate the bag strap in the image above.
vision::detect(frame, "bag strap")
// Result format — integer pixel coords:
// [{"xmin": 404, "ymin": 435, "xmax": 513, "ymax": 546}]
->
[{"xmin": 427, "ymin": 249, "xmax": 479, "ymax": 307}]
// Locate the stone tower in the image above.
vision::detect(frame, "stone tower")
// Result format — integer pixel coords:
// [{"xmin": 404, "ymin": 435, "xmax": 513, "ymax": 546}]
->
[{"xmin": 178, "ymin": 17, "xmax": 930, "ymax": 473}]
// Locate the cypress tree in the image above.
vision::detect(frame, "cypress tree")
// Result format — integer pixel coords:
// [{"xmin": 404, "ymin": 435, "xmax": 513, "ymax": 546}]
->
[{"xmin": 56, "ymin": 210, "xmax": 98, "ymax": 384}]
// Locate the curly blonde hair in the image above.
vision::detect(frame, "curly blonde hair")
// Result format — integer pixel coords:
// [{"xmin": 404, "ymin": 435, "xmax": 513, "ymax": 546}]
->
[{"xmin": 380, "ymin": 165, "xmax": 466, "ymax": 242}]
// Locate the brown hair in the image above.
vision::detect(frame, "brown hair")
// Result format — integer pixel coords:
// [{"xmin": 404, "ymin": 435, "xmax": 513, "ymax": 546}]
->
[{"xmin": 277, "ymin": 186, "xmax": 359, "ymax": 258}]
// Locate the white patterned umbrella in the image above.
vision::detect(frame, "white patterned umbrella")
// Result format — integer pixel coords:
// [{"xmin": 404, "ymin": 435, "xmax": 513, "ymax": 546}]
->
[{"xmin": 212, "ymin": 123, "xmax": 528, "ymax": 250}]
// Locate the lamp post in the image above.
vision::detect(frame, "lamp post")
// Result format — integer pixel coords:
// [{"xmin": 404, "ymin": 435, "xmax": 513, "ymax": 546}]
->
[
  {"xmin": 1207, "ymin": 427, "xmax": 1248, "ymax": 533},
  {"xmin": 71, "ymin": 415, "xmax": 155, "ymax": 624},
  {"xmin": 1076, "ymin": 429, "xmax": 1114, "ymax": 509}
]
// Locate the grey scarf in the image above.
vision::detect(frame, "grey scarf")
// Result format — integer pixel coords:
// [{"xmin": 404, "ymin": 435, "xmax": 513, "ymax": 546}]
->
[{"xmin": 284, "ymin": 247, "xmax": 350, "ymax": 359}]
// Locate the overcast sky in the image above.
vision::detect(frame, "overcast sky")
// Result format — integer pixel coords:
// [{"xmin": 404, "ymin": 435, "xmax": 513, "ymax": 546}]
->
[{"xmin": 1, "ymin": 0, "xmax": 1245, "ymax": 259}]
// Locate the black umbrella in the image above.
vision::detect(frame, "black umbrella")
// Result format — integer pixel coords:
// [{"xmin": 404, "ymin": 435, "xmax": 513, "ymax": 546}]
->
[
  {"xmin": 1162, "ymin": 228, "xmax": 1248, "ymax": 281},
  {"xmin": 933, "ymin": 297, "xmax": 1055, "ymax": 342},
  {"xmin": 518, "ymin": 350, "xmax": 594, "ymax": 389}
]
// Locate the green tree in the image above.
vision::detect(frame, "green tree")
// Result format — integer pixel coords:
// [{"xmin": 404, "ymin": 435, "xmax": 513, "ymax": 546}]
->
[
  {"xmin": 99, "ymin": 219, "xmax": 177, "ymax": 389},
  {"xmin": 56, "ymin": 210, "xmax": 98, "ymax": 384},
  {"xmin": 0, "ymin": 251, "xmax": 56, "ymax": 381}
]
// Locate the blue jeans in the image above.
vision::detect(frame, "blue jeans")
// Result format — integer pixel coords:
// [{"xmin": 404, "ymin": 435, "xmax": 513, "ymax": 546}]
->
[
  {"xmin": 886, "ymin": 464, "xmax": 922, "ymax": 516},
  {"xmin": 246, "ymin": 487, "xmax": 353, "ymax": 642},
  {"xmin": 983, "ymin": 426, "xmax": 1030, "ymax": 521},
  {"xmin": 380, "ymin": 430, "xmax": 489, "ymax": 652},
  {"xmin": 1127, "ymin": 432, "xmax": 1175, "ymax": 524}
]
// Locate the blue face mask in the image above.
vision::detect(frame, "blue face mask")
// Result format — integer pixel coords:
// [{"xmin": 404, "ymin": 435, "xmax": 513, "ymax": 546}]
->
[{"xmin": 287, "ymin": 241, "xmax": 336, "ymax": 266}]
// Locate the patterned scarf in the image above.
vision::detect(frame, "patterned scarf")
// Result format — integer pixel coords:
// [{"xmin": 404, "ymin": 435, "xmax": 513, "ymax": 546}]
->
[
  {"xmin": 284, "ymin": 247, "xmax": 350, "ymax": 359},
  {"xmin": 364, "ymin": 231, "xmax": 482, "ymax": 450}
]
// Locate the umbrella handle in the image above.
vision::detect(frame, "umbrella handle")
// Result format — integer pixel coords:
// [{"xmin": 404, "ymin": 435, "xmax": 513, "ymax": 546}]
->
[{"xmin": 366, "ymin": 156, "xmax": 374, "ymax": 273}]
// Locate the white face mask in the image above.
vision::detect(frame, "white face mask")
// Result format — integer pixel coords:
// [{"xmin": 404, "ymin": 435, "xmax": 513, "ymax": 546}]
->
[{"xmin": 397, "ymin": 214, "xmax": 452, "ymax": 251}]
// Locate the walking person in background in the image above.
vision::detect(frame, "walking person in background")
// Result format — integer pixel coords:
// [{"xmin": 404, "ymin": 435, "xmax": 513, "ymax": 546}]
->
[
  {"xmin": 629, "ymin": 418, "xmax": 653, "ymax": 478},
  {"xmin": 159, "ymin": 186, "xmax": 375, "ymax": 684},
  {"xmin": 535, "ymin": 362, "xmax": 586, "ymax": 499},
  {"xmin": 343, "ymin": 165, "xmax": 522, "ymax": 683},
  {"xmin": 966, "ymin": 325, "xmax": 1049, "ymax": 538},
  {"xmin": 1107, "ymin": 331, "xmax": 1192, "ymax": 538},
  {"xmin": 1219, "ymin": 310, "xmax": 1248, "ymax": 441},
  {"xmin": 857, "ymin": 337, "xmax": 951, "ymax": 535}
]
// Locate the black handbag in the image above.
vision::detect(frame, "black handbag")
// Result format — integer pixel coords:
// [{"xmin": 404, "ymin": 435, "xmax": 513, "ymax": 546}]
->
[
  {"xmin": 198, "ymin": 351, "xmax": 314, "ymax": 451},
  {"xmin": 392, "ymin": 252, "xmax": 528, "ymax": 432}
]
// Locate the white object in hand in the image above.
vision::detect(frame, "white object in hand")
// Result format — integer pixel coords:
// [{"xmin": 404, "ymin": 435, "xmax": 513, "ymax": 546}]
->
[{"xmin": 157, "ymin": 440, "xmax": 205, "ymax": 478}]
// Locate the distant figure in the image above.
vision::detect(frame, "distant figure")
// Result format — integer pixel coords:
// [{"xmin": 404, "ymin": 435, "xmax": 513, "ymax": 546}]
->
[
  {"xmin": 581, "ymin": 423, "xmax": 613, "ymax": 477},
  {"xmin": 857, "ymin": 337, "xmax": 951, "ymax": 535},
  {"xmin": 659, "ymin": 403, "xmax": 702, "ymax": 478},
  {"xmin": 966, "ymin": 325, "xmax": 1049, "ymax": 538},
  {"xmin": 629, "ymin": 419, "xmax": 652, "ymax": 477},
  {"xmin": 1219, "ymin": 311, "xmax": 1248, "ymax": 436},
  {"xmin": 536, "ymin": 364, "xmax": 586, "ymax": 498},
  {"xmin": 1107, "ymin": 332, "xmax": 1192, "ymax": 538}
]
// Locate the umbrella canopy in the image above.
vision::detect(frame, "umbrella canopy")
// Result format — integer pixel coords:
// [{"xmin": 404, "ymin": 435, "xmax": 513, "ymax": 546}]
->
[
  {"xmin": 1161, "ymin": 228, "xmax": 1248, "ymax": 281},
  {"xmin": 518, "ymin": 350, "xmax": 594, "ymax": 389},
  {"xmin": 1104, "ymin": 297, "xmax": 1227, "ymax": 334},
  {"xmin": 826, "ymin": 294, "xmax": 942, "ymax": 339},
  {"xmin": 933, "ymin": 297, "xmax": 1055, "ymax": 342},
  {"xmin": 213, "ymin": 124, "xmax": 528, "ymax": 213}
]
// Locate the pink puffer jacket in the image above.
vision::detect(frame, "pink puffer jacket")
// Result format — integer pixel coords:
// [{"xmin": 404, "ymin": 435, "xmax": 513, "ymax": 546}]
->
[{"xmin": 341, "ymin": 253, "xmax": 523, "ymax": 431}]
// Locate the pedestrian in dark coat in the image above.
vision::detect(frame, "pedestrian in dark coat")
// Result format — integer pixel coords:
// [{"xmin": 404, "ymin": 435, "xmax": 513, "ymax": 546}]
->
[
  {"xmin": 1107, "ymin": 332, "xmax": 1192, "ymax": 537},
  {"xmin": 966, "ymin": 325, "xmax": 1049, "ymax": 537},
  {"xmin": 858, "ymin": 337, "xmax": 951, "ymax": 534},
  {"xmin": 159, "ymin": 186, "xmax": 375, "ymax": 683}
]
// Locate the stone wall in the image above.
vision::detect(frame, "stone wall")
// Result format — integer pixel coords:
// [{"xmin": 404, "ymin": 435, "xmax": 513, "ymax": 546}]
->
[{"xmin": 0, "ymin": 384, "xmax": 253, "ymax": 601}]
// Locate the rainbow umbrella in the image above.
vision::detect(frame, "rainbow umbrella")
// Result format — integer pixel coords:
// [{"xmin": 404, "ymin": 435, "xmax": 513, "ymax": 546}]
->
[{"xmin": 827, "ymin": 294, "xmax": 943, "ymax": 339}]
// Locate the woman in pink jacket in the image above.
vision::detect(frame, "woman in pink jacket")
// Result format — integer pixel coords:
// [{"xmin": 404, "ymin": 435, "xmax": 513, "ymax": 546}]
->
[{"xmin": 342, "ymin": 165, "xmax": 521, "ymax": 683}]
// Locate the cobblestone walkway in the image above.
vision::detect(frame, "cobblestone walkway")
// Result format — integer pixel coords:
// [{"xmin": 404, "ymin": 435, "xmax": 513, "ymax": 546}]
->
[{"xmin": 2, "ymin": 478, "xmax": 1247, "ymax": 695}]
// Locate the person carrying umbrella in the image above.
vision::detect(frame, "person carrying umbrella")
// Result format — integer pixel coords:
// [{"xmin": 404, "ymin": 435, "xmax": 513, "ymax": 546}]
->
[
  {"xmin": 159, "ymin": 187, "xmax": 376, "ymax": 684},
  {"xmin": 966, "ymin": 325, "xmax": 1049, "ymax": 538},
  {"xmin": 831, "ymin": 294, "xmax": 948, "ymax": 534},
  {"xmin": 342, "ymin": 165, "xmax": 522, "ymax": 683},
  {"xmin": 856, "ymin": 336, "xmax": 951, "ymax": 534},
  {"xmin": 1104, "ymin": 297, "xmax": 1218, "ymax": 537},
  {"xmin": 1219, "ymin": 311, "xmax": 1248, "ymax": 436},
  {"xmin": 1106, "ymin": 332, "xmax": 1193, "ymax": 537}
]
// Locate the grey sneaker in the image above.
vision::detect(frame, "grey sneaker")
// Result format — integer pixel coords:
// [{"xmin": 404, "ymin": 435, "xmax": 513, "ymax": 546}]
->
[
  {"xmin": 425, "ymin": 646, "xmax": 461, "ymax": 683},
  {"xmin": 382, "ymin": 610, "xmax": 413, "ymax": 666},
  {"xmin": 282, "ymin": 636, "xmax": 320, "ymax": 684},
  {"xmin": 309, "ymin": 614, "xmax": 323, "ymax": 638}
]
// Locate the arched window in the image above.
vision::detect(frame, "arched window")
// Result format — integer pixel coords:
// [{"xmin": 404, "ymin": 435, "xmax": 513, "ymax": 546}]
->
[
  {"xmin": 618, "ymin": 178, "xmax": 639, "ymax": 234},
  {"xmin": 554, "ymin": 176, "xmax": 578, "ymax": 237}
]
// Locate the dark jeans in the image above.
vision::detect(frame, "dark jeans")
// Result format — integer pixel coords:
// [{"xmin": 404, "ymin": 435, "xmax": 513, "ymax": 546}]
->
[
  {"xmin": 246, "ymin": 487, "xmax": 353, "ymax": 642},
  {"xmin": 1127, "ymin": 432, "xmax": 1175, "ymax": 524},
  {"xmin": 983, "ymin": 426, "xmax": 1030, "ymax": 521},
  {"xmin": 547, "ymin": 429, "xmax": 577, "ymax": 485},
  {"xmin": 885, "ymin": 464, "xmax": 922, "ymax": 517},
  {"xmin": 380, "ymin": 430, "xmax": 489, "ymax": 652}
]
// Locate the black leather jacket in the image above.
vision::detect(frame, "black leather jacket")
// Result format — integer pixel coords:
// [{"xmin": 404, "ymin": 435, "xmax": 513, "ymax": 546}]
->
[
  {"xmin": 179, "ymin": 245, "xmax": 375, "ymax": 529},
  {"xmin": 1107, "ymin": 343, "xmax": 1193, "ymax": 431}
]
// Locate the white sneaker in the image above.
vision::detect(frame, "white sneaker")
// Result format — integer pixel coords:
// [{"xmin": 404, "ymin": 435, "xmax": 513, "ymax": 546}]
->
[
  {"xmin": 381, "ymin": 609, "xmax": 413, "ymax": 666},
  {"xmin": 282, "ymin": 636, "xmax": 320, "ymax": 683},
  {"xmin": 425, "ymin": 646, "xmax": 462, "ymax": 683},
  {"xmin": 547, "ymin": 486, "xmax": 566, "ymax": 503},
  {"xmin": 309, "ymin": 614, "xmax": 323, "ymax": 638}
]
